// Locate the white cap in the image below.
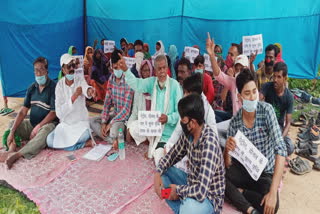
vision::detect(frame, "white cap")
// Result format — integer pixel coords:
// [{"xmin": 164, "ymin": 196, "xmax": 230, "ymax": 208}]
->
[
  {"xmin": 234, "ymin": 55, "xmax": 249, "ymax": 67},
  {"xmin": 60, "ymin": 53, "xmax": 75, "ymax": 67}
]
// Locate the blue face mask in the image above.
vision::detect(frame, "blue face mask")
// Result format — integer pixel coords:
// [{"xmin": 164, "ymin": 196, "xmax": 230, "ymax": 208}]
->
[
  {"xmin": 66, "ymin": 74, "xmax": 74, "ymax": 81},
  {"xmin": 242, "ymin": 98, "xmax": 258, "ymax": 112},
  {"xmin": 35, "ymin": 75, "xmax": 47, "ymax": 85},
  {"xmin": 114, "ymin": 69, "xmax": 123, "ymax": 78},
  {"xmin": 195, "ymin": 69, "xmax": 203, "ymax": 74}
]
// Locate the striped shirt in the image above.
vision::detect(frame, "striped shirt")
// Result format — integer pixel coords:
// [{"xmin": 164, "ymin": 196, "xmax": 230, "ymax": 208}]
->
[
  {"xmin": 24, "ymin": 78, "xmax": 56, "ymax": 127},
  {"xmin": 227, "ymin": 101, "xmax": 287, "ymax": 173},
  {"xmin": 157, "ymin": 124, "xmax": 225, "ymax": 214},
  {"xmin": 101, "ymin": 74, "xmax": 134, "ymax": 124}
]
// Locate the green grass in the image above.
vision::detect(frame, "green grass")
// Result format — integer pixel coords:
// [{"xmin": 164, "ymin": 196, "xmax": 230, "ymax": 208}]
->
[{"xmin": 0, "ymin": 185, "xmax": 40, "ymax": 214}]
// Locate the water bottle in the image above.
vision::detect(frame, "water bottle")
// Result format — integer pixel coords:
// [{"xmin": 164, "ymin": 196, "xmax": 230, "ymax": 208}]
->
[{"xmin": 118, "ymin": 128, "xmax": 125, "ymax": 160}]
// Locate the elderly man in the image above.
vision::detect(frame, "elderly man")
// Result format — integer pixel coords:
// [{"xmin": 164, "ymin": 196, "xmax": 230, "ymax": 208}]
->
[
  {"xmin": 0, "ymin": 57, "xmax": 57, "ymax": 169},
  {"xmin": 119, "ymin": 54, "xmax": 182, "ymax": 166}
]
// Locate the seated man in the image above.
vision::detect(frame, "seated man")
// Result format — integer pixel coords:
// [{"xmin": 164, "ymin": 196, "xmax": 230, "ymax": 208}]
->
[
  {"xmin": 154, "ymin": 94, "xmax": 225, "ymax": 214},
  {"xmin": 165, "ymin": 73, "xmax": 218, "ymax": 172},
  {"xmin": 121, "ymin": 54, "xmax": 182, "ymax": 166},
  {"xmin": 260, "ymin": 62, "xmax": 294, "ymax": 155},
  {"xmin": 46, "ymin": 54, "xmax": 96, "ymax": 151},
  {"xmin": 224, "ymin": 69, "xmax": 287, "ymax": 214},
  {"xmin": 193, "ymin": 55, "xmax": 215, "ymax": 104},
  {"xmin": 0, "ymin": 57, "xmax": 57, "ymax": 169},
  {"xmin": 126, "ymin": 60, "xmax": 153, "ymax": 143},
  {"xmin": 90, "ymin": 50, "xmax": 134, "ymax": 146}
]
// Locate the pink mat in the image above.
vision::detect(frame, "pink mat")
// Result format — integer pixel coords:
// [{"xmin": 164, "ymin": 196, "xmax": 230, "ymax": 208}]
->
[{"xmin": 0, "ymin": 148, "xmax": 89, "ymax": 191}]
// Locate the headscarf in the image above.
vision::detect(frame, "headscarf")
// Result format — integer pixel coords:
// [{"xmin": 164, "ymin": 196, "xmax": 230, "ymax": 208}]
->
[
  {"xmin": 215, "ymin": 44, "xmax": 223, "ymax": 57},
  {"xmin": 168, "ymin": 45, "xmax": 178, "ymax": 79},
  {"xmin": 139, "ymin": 60, "xmax": 154, "ymax": 78},
  {"xmin": 274, "ymin": 43, "xmax": 284, "ymax": 63},
  {"xmin": 143, "ymin": 43, "xmax": 151, "ymax": 59},
  {"xmin": 84, "ymin": 46, "xmax": 93, "ymax": 65},
  {"xmin": 68, "ymin": 46, "xmax": 75, "ymax": 55},
  {"xmin": 153, "ymin": 40, "xmax": 165, "ymax": 57},
  {"xmin": 91, "ymin": 49, "xmax": 110, "ymax": 84}
]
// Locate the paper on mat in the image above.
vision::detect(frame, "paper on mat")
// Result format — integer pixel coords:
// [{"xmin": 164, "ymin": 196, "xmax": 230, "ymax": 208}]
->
[
  {"xmin": 83, "ymin": 144, "xmax": 112, "ymax": 161},
  {"xmin": 138, "ymin": 111, "xmax": 162, "ymax": 137},
  {"xmin": 242, "ymin": 34, "xmax": 263, "ymax": 56},
  {"xmin": 229, "ymin": 130, "xmax": 268, "ymax": 181}
]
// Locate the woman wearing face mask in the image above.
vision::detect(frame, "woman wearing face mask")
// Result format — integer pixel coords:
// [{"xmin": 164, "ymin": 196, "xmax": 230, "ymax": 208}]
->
[
  {"xmin": 90, "ymin": 49, "xmax": 110, "ymax": 101},
  {"xmin": 46, "ymin": 54, "xmax": 96, "ymax": 151}
]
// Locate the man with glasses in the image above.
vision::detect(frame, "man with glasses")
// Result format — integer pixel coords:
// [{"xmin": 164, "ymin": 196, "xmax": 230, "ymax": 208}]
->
[{"xmin": 0, "ymin": 57, "xmax": 57, "ymax": 169}]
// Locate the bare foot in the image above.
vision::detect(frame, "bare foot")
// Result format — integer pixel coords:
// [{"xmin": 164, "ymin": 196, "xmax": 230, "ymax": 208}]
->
[
  {"xmin": 112, "ymin": 139, "xmax": 118, "ymax": 150},
  {"xmin": 5, "ymin": 152, "xmax": 22, "ymax": 169},
  {"xmin": 144, "ymin": 152, "xmax": 150, "ymax": 160},
  {"xmin": 0, "ymin": 152, "xmax": 12, "ymax": 162},
  {"xmin": 85, "ymin": 139, "xmax": 94, "ymax": 147}
]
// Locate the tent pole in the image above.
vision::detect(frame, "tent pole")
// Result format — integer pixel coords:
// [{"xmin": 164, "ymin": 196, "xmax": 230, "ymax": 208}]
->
[{"xmin": 83, "ymin": 0, "xmax": 87, "ymax": 52}]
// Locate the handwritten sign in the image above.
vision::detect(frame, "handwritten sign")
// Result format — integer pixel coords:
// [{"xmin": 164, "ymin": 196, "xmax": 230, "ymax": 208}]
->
[
  {"xmin": 204, "ymin": 54, "xmax": 215, "ymax": 72},
  {"xmin": 104, "ymin": 40, "xmax": 115, "ymax": 53},
  {"xmin": 242, "ymin": 34, "xmax": 263, "ymax": 56},
  {"xmin": 184, "ymin": 46, "xmax": 199, "ymax": 63},
  {"xmin": 123, "ymin": 57, "xmax": 135, "ymax": 69},
  {"xmin": 73, "ymin": 55, "xmax": 84, "ymax": 69},
  {"xmin": 229, "ymin": 130, "xmax": 268, "ymax": 181},
  {"xmin": 138, "ymin": 111, "xmax": 162, "ymax": 137}
]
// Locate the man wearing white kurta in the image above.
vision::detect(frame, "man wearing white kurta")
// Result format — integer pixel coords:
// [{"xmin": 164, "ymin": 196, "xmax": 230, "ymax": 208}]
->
[
  {"xmin": 165, "ymin": 73, "xmax": 218, "ymax": 172},
  {"xmin": 46, "ymin": 54, "xmax": 96, "ymax": 150}
]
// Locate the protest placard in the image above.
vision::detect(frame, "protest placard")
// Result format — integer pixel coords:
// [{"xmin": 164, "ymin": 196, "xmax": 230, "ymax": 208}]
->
[
  {"xmin": 74, "ymin": 55, "xmax": 84, "ymax": 69},
  {"xmin": 104, "ymin": 40, "xmax": 115, "ymax": 53},
  {"xmin": 123, "ymin": 57, "xmax": 135, "ymax": 69},
  {"xmin": 204, "ymin": 53, "xmax": 214, "ymax": 72},
  {"xmin": 184, "ymin": 46, "xmax": 200, "ymax": 63},
  {"xmin": 229, "ymin": 130, "xmax": 268, "ymax": 181},
  {"xmin": 242, "ymin": 34, "xmax": 263, "ymax": 56},
  {"xmin": 138, "ymin": 111, "xmax": 162, "ymax": 137}
]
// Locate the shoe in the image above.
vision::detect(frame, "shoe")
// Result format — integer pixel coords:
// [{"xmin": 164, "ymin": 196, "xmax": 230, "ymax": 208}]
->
[
  {"xmin": 298, "ymin": 127, "xmax": 320, "ymax": 141},
  {"xmin": 311, "ymin": 97, "xmax": 320, "ymax": 106},
  {"xmin": 316, "ymin": 113, "xmax": 320, "ymax": 126}
]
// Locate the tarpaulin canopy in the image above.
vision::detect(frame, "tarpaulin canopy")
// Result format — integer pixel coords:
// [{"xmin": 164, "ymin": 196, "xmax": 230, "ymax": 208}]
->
[{"xmin": 0, "ymin": 0, "xmax": 319, "ymax": 97}]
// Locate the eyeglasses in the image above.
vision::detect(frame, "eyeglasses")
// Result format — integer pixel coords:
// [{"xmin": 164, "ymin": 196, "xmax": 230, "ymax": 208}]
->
[{"xmin": 67, "ymin": 62, "xmax": 76, "ymax": 69}]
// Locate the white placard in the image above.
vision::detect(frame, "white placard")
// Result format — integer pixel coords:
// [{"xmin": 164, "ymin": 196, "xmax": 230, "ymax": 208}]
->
[
  {"xmin": 74, "ymin": 68, "xmax": 84, "ymax": 80},
  {"xmin": 204, "ymin": 54, "xmax": 213, "ymax": 72},
  {"xmin": 229, "ymin": 130, "xmax": 268, "ymax": 181},
  {"xmin": 184, "ymin": 46, "xmax": 199, "ymax": 63},
  {"xmin": 83, "ymin": 144, "xmax": 112, "ymax": 161},
  {"xmin": 138, "ymin": 111, "xmax": 162, "ymax": 137},
  {"xmin": 124, "ymin": 57, "xmax": 135, "ymax": 69},
  {"xmin": 242, "ymin": 34, "xmax": 263, "ymax": 56},
  {"xmin": 104, "ymin": 40, "xmax": 115, "ymax": 53},
  {"xmin": 74, "ymin": 55, "xmax": 84, "ymax": 69}
]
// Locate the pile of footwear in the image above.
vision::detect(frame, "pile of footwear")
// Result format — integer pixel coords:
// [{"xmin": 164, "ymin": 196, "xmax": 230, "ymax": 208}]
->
[{"xmin": 290, "ymin": 112, "xmax": 320, "ymax": 174}]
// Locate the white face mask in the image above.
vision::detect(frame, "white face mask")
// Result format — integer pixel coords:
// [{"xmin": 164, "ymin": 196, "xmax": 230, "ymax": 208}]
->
[{"xmin": 242, "ymin": 97, "xmax": 258, "ymax": 112}]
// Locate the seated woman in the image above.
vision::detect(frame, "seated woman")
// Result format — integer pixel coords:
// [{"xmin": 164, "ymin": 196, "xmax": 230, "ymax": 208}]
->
[
  {"xmin": 83, "ymin": 46, "xmax": 94, "ymax": 84},
  {"xmin": 126, "ymin": 60, "xmax": 153, "ymax": 145},
  {"xmin": 90, "ymin": 49, "xmax": 110, "ymax": 101},
  {"xmin": 47, "ymin": 53, "xmax": 96, "ymax": 151}
]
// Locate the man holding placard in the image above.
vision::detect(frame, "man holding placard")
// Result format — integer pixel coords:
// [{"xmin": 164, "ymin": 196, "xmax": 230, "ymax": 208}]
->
[
  {"xmin": 224, "ymin": 69, "xmax": 287, "ymax": 214},
  {"xmin": 120, "ymin": 54, "xmax": 182, "ymax": 166}
]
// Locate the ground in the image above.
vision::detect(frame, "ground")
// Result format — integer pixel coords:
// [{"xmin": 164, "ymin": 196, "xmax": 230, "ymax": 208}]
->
[{"xmin": 0, "ymin": 85, "xmax": 319, "ymax": 214}]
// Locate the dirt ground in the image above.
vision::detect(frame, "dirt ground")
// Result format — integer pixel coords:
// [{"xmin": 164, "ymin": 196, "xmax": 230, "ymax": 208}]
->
[{"xmin": 0, "ymin": 86, "xmax": 319, "ymax": 214}]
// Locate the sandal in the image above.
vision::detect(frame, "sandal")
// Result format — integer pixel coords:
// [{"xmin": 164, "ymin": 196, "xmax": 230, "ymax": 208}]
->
[
  {"xmin": 290, "ymin": 157, "xmax": 312, "ymax": 175},
  {"xmin": 0, "ymin": 108, "xmax": 14, "ymax": 116},
  {"xmin": 313, "ymin": 158, "xmax": 320, "ymax": 170},
  {"xmin": 291, "ymin": 119, "xmax": 306, "ymax": 127},
  {"xmin": 296, "ymin": 147, "xmax": 318, "ymax": 162}
]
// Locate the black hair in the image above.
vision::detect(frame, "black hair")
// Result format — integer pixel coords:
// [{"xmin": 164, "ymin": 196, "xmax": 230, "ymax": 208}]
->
[
  {"xmin": 101, "ymin": 38, "xmax": 106, "ymax": 43},
  {"xmin": 166, "ymin": 55, "xmax": 172, "ymax": 68},
  {"xmin": 33, "ymin": 57, "xmax": 48, "ymax": 69},
  {"xmin": 194, "ymin": 55, "xmax": 205, "ymax": 66},
  {"xmin": 178, "ymin": 94, "xmax": 205, "ymax": 125},
  {"xmin": 111, "ymin": 49, "xmax": 122, "ymax": 64},
  {"xmin": 178, "ymin": 57, "xmax": 191, "ymax": 71},
  {"xmin": 120, "ymin": 38, "xmax": 127, "ymax": 45},
  {"xmin": 265, "ymin": 44, "xmax": 279, "ymax": 57},
  {"xmin": 236, "ymin": 68, "xmax": 256, "ymax": 93},
  {"xmin": 134, "ymin": 39, "xmax": 144, "ymax": 47},
  {"xmin": 183, "ymin": 73, "xmax": 203, "ymax": 95},
  {"xmin": 273, "ymin": 62, "xmax": 288, "ymax": 77},
  {"xmin": 231, "ymin": 43, "xmax": 242, "ymax": 55},
  {"xmin": 156, "ymin": 42, "xmax": 161, "ymax": 47}
]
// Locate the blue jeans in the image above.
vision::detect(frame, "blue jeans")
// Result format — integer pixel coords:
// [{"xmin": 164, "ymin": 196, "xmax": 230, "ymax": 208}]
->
[
  {"xmin": 161, "ymin": 167, "xmax": 216, "ymax": 214},
  {"xmin": 47, "ymin": 129, "xmax": 91, "ymax": 151}
]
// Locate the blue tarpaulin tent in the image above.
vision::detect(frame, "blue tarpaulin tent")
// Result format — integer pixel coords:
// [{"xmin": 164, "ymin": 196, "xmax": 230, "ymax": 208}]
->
[{"xmin": 1, "ymin": 0, "xmax": 319, "ymax": 97}]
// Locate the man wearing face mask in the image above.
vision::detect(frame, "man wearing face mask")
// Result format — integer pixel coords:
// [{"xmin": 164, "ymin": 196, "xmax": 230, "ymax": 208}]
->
[
  {"xmin": 1, "ymin": 57, "xmax": 57, "ymax": 169},
  {"xmin": 154, "ymin": 94, "xmax": 225, "ymax": 214},
  {"xmin": 206, "ymin": 33, "xmax": 250, "ymax": 120},
  {"xmin": 46, "ymin": 54, "xmax": 96, "ymax": 151},
  {"xmin": 224, "ymin": 69, "xmax": 287, "ymax": 214},
  {"xmin": 193, "ymin": 55, "xmax": 215, "ymax": 104},
  {"xmin": 255, "ymin": 44, "xmax": 279, "ymax": 91},
  {"xmin": 90, "ymin": 49, "xmax": 134, "ymax": 147},
  {"xmin": 130, "ymin": 39, "xmax": 145, "ymax": 78},
  {"xmin": 121, "ymin": 54, "xmax": 182, "ymax": 166}
]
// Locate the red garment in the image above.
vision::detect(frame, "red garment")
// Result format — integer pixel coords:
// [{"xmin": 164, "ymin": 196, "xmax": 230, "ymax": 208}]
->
[{"xmin": 202, "ymin": 73, "xmax": 215, "ymax": 104}]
